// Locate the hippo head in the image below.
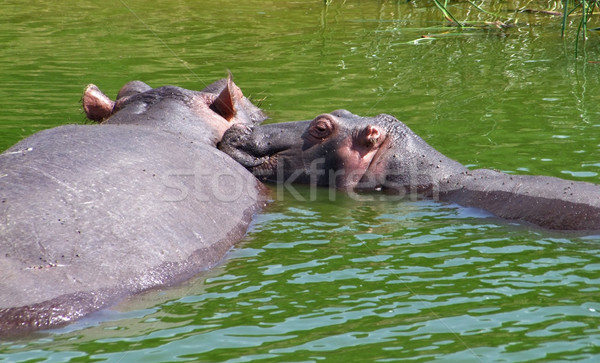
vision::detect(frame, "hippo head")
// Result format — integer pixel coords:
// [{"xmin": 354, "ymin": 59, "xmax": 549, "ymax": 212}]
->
[
  {"xmin": 82, "ymin": 75, "xmax": 267, "ymax": 145},
  {"xmin": 219, "ymin": 109, "xmax": 466, "ymax": 194}
]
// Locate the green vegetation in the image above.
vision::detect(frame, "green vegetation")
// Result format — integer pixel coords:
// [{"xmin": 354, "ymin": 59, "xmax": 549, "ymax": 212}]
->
[
  {"xmin": 429, "ymin": 1, "xmax": 598, "ymax": 54},
  {"xmin": 561, "ymin": 0, "xmax": 599, "ymax": 51}
]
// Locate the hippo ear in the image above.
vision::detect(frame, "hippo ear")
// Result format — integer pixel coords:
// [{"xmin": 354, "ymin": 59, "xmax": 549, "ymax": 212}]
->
[
  {"xmin": 116, "ymin": 80, "xmax": 152, "ymax": 100},
  {"xmin": 209, "ymin": 74, "xmax": 239, "ymax": 122},
  {"xmin": 360, "ymin": 125, "xmax": 382, "ymax": 147},
  {"xmin": 82, "ymin": 84, "xmax": 115, "ymax": 122}
]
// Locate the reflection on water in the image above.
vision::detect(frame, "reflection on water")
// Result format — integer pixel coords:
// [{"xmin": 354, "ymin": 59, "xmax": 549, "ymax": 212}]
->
[
  {"xmin": 2, "ymin": 0, "xmax": 600, "ymax": 361},
  {"xmin": 3, "ymin": 188, "xmax": 600, "ymax": 361}
]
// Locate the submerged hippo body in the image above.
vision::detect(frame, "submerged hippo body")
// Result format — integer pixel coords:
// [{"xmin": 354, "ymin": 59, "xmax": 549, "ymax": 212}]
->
[
  {"xmin": 219, "ymin": 110, "xmax": 600, "ymax": 231},
  {"xmin": 0, "ymin": 77, "xmax": 268, "ymax": 335}
]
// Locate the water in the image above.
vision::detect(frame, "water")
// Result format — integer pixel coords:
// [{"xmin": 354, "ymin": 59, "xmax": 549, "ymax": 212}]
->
[{"xmin": 2, "ymin": 0, "xmax": 600, "ymax": 361}]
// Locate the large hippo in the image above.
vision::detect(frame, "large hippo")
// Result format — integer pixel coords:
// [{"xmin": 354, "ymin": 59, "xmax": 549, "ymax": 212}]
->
[
  {"xmin": 0, "ymin": 76, "xmax": 268, "ymax": 336},
  {"xmin": 219, "ymin": 109, "xmax": 600, "ymax": 231}
]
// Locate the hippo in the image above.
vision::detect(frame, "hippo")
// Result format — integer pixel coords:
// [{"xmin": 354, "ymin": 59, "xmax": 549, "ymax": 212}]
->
[
  {"xmin": 0, "ymin": 76, "xmax": 268, "ymax": 336},
  {"xmin": 219, "ymin": 109, "xmax": 600, "ymax": 231}
]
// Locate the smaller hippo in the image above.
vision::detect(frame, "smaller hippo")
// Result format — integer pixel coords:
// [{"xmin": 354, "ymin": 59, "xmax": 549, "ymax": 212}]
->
[{"xmin": 219, "ymin": 109, "xmax": 600, "ymax": 231}]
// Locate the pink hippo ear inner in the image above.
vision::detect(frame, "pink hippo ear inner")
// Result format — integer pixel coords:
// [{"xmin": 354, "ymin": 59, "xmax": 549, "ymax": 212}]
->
[
  {"xmin": 209, "ymin": 75, "xmax": 240, "ymax": 122},
  {"xmin": 82, "ymin": 84, "xmax": 115, "ymax": 122},
  {"xmin": 361, "ymin": 125, "xmax": 381, "ymax": 147}
]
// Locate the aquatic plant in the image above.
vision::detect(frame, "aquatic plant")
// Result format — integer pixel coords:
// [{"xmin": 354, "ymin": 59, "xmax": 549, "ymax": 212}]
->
[
  {"xmin": 562, "ymin": 0, "xmax": 598, "ymax": 52},
  {"xmin": 428, "ymin": 0, "xmax": 598, "ymax": 54}
]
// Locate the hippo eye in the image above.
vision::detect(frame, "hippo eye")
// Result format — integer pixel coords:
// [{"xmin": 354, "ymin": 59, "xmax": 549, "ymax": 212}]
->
[{"xmin": 309, "ymin": 116, "xmax": 334, "ymax": 139}]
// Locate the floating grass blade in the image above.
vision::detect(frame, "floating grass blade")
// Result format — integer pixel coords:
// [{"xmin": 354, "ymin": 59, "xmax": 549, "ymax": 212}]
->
[{"xmin": 432, "ymin": 0, "xmax": 463, "ymax": 27}]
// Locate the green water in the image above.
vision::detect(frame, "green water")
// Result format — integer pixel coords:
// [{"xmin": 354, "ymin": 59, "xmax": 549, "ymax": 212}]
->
[{"xmin": 2, "ymin": 0, "xmax": 600, "ymax": 361}]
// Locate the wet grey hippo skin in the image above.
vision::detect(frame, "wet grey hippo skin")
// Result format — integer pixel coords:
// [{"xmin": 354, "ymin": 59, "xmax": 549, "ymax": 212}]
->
[
  {"xmin": 0, "ymin": 77, "xmax": 268, "ymax": 336},
  {"xmin": 219, "ymin": 109, "xmax": 600, "ymax": 231}
]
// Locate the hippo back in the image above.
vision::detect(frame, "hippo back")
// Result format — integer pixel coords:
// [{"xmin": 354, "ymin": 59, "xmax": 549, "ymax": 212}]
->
[{"xmin": 0, "ymin": 124, "xmax": 267, "ymax": 335}]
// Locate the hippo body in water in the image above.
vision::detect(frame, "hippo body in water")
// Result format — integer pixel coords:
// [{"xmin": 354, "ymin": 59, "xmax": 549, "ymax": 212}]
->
[
  {"xmin": 219, "ymin": 109, "xmax": 600, "ymax": 231},
  {"xmin": 0, "ymin": 77, "xmax": 268, "ymax": 336}
]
